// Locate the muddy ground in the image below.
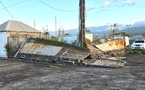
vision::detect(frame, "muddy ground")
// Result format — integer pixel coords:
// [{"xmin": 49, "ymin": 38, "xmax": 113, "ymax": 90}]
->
[{"xmin": 0, "ymin": 54, "xmax": 145, "ymax": 90}]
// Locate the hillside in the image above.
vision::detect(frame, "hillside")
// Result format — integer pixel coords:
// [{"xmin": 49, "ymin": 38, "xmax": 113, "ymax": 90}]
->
[
  {"xmin": 49, "ymin": 20, "xmax": 145, "ymax": 37},
  {"xmin": 118, "ymin": 26, "xmax": 145, "ymax": 36}
]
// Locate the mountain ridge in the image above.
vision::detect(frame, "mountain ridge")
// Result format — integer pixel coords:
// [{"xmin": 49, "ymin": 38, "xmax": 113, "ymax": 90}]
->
[{"xmin": 50, "ymin": 20, "xmax": 145, "ymax": 36}]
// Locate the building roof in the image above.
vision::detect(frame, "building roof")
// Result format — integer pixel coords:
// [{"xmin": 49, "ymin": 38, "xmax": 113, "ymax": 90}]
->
[{"xmin": 0, "ymin": 20, "xmax": 40, "ymax": 33}]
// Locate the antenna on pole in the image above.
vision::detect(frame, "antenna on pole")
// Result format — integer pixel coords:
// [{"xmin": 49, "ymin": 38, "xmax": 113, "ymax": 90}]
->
[
  {"xmin": 34, "ymin": 20, "xmax": 35, "ymax": 29},
  {"xmin": 78, "ymin": 0, "xmax": 86, "ymax": 47},
  {"xmin": 55, "ymin": 16, "xmax": 57, "ymax": 37}
]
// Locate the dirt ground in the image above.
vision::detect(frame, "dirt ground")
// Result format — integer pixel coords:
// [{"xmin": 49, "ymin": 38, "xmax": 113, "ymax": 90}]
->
[{"xmin": 0, "ymin": 54, "xmax": 145, "ymax": 90}]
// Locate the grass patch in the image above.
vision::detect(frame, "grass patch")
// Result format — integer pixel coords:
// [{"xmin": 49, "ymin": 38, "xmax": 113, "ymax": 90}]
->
[
  {"xmin": 48, "ymin": 65, "xmax": 60, "ymax": 68},
  {"xmin": 27, "ymin": 38, "xmax": 88, "ymax": 51},
  {"xmin": 48, "ymin": 63, "xmax": 66, "ymax": 68},
  {"xmin": 118, "ymin": 53, "xmax": 125, "ymax": 57},
  {"xmin": 127, "ymin": 49, "xmax": 145, "ymax": 54}
]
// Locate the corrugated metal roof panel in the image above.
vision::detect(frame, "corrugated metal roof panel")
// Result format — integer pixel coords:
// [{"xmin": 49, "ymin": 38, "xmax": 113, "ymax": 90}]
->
[
  {"xmin": 0, "ymin": 21, "xmax": 7, "ymax": 32},
  {"xmin": 0, "ymin": 20, "xmax": 40, "ymax": 33},
  {"xmin": 87, "ymin": 59, "xmax": 126, "ymax": 68},
  {"xmin": 95, "ymin": 38, "xmax": 125, "ymax": 52},
  {"xmin": 20, "ymin": 43, "xmax": 63, "ymax": 56}
]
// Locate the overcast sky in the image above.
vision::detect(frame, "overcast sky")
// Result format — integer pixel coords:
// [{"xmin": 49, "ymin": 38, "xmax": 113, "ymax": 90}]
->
[{"xmin": 0, "ymin": 0, "xmax": 145, "ymax": 31}]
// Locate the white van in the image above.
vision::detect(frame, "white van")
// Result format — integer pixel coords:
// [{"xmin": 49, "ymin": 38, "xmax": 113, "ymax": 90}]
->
[{"xmin": 131, "ymin": 40, "xmax": 145, "ymax": 49}]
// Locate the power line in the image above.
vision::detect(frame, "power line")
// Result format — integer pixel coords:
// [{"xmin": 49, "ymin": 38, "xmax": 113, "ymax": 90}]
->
[
  {"xmin": 0, "ymin": 1, "xmax": 24, "ymax": 30},
  {"xmin": 0, "ymin": 1, "xmax": 16, "ymax": 21},
  {"xmin": 38, "ymin": 0, "xmax": 78, "ymax": 12},
  {"xmin": 0, "ymin": 0, "xmax": 28, "ymax": 10}
]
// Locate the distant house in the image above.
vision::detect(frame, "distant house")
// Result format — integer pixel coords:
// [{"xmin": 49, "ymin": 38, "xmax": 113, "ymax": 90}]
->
[
  {"xmin": 0, "ymin": 20, "xmax": 41, "ymax": 58},
  {"xmin": 85, "ymin": 34, "xmax": 93, "ymax": 42}
]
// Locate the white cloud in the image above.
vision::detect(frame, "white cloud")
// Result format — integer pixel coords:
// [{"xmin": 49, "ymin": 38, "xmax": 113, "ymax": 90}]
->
[
  {"xmin": 86, "ymin": 5, "xmax": 96, "ymax": 11},
  {"xmin": 86, "ymin": 4, "xmax": 96, "ymax": 11},
  {"xmin": 123, "ymin": 0, "xmax": 133, "ymax": 3},
  {"xmin": 123, "ymin": 0, "xmax": 135, "ymax": 6},
  {"xmin": 102, "ymin": 2, "xmax": 110, "ymax": 6}
]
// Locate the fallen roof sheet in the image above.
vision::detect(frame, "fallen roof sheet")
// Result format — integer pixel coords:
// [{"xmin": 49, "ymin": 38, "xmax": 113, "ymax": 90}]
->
[
  {"xmin": 19, "ymin": 43, "xmax": 63, "ymax": 56},
  {"xmin": 86, "ymin": 58, "xmax": 126, "ymax": 68},
  {"xmin": 18, "ymin": 42, "xmax": 90, "ymax": 60},
  {"xmin": 95, "ymin": 38, "xmax": 125, "ymax": 52}
]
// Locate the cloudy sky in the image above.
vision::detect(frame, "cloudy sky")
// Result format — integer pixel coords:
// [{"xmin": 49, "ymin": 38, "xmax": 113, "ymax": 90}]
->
[{"xmin": 0, "ymin": 0, "xmax": 145, "ymax": 31}]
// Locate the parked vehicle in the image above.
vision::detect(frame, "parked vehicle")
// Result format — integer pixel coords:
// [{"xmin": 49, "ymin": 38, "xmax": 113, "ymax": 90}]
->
[{"xmin": 131, "ymin": 40, "xmax": 145, "ymax": 49}]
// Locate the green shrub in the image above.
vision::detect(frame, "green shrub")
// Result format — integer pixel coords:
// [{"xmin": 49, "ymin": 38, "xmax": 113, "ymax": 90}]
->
[
  {"xmin": 71, "ymin": 40, "xmax": 77, "ymax": 46},
  {"xmin": 4, "ymin": 43, "xmax": 17, "ymax": 58},
  {"xmin": 141, "ymin": 49, "xmax": 145, "ymax": 54},
  {"xmin": 127, "ymin": 49, "xmax": 145, "ymax": 54},
  {"xmin": 118, "ymin": 53, "xmax": 125, "ymax": 57},
  {"xmin": 4, "ymin": 43, "xmax": 11, "ymax": 58}
]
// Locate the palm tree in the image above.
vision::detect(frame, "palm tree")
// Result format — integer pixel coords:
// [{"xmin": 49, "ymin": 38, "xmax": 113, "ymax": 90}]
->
[
  {"xmin": 42, "ymin": 26, "xmax": 50, "ymax": 39},
  {"xmin": 109, "ymin": 23, "xmax": 118, "ymax": 40}
]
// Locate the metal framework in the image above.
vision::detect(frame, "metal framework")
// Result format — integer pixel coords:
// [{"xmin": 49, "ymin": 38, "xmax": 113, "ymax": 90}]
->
[{"xmin": 78, "ymin": 0, "xmax": 86, "ymax": 47}]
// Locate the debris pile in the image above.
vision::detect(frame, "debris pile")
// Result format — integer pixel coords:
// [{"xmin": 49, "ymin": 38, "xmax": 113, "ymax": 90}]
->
[{"xmin": 15, "ymin": 38, "xmax": 127, "ymax": 68}]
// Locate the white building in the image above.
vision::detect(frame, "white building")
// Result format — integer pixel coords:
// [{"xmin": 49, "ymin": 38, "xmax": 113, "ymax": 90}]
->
[
  {"xmin": 0, "ymin": 32, "xmax": 7, "ymax": 57},
  {"xmin": 0, "ymin": 20, "xmax": 41, "ymax": 58}
]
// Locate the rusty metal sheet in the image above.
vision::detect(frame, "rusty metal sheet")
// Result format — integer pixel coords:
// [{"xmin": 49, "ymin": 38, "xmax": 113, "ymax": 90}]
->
[
  {"xmin": 95, "ymin": 38, "xmax": 125, "ymax": 52},
  {"xmin": 20, "ymin": 43, "xmax": 62, "ymax": 56}
]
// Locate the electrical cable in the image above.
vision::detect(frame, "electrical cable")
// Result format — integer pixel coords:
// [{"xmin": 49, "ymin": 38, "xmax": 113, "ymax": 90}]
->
[
  {"xmin": 0, "ymin": 1, "xmax": 25, "ymax": 31},
  {"xmin": 0, "ymin": 0, "xmax": 28, "ymax": 10},
  {"xmin": 38, "ymin": 0, "xmax": 78, "ymax": 12}
]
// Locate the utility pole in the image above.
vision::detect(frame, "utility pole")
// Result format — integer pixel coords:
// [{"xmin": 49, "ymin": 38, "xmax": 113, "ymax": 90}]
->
[
  {"xmin": 78, "ymin": 0, "xmax": 86, "ymax": 47},
  {"xmin": 55, "ymin": 16, "xmax": 57, "ymax": 37}
]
